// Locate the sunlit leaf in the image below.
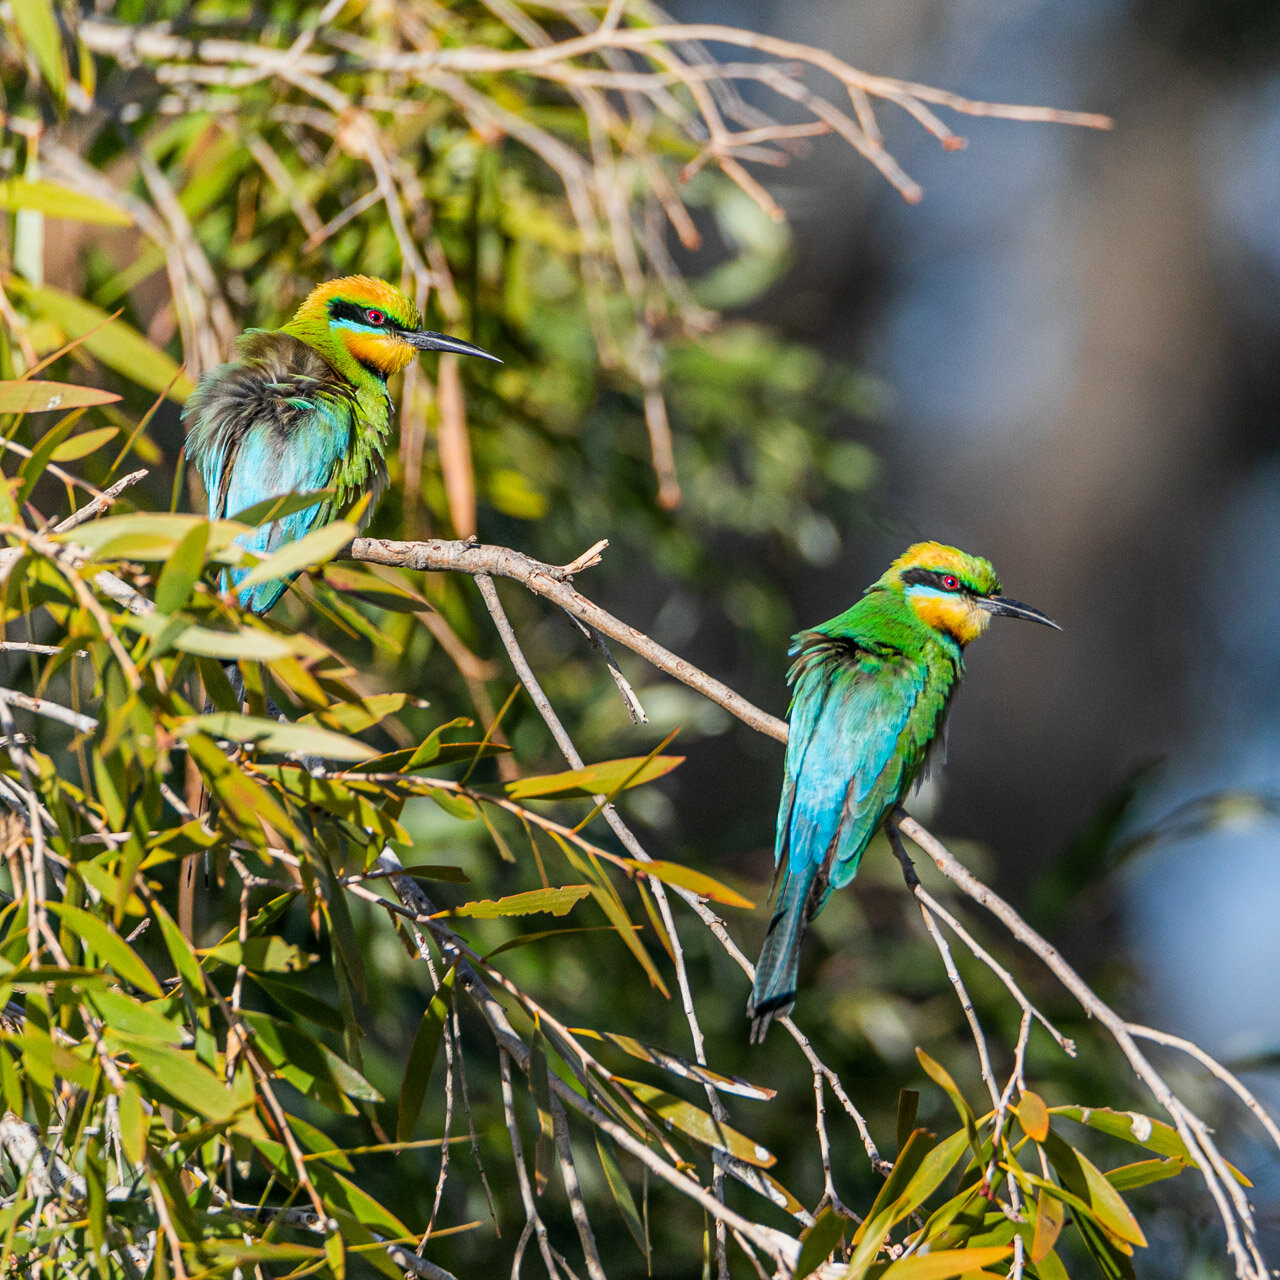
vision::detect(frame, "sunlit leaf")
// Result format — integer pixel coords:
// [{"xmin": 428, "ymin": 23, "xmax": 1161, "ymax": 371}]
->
[
  {"xmin": 10, "ymin": 0, "xmax": 67, "ymax": 98},
  {"xmin": 236, "ymin": 520, "xmax": 357, "ymax": 589},
  {"xmin": 626, "ymin": 858, "xmax": 754, "ymax": 909},
  {"xmin": 8, "ymin": 280, "xmax": 193, "ymax": 399},
  {"xmin": 0, "ymin": 380, "xmax": 120, "ymax": 414},
  {"xmin": 571, "ymin": 1027, "xmax": 774, "ymax": 1099},
  {"xmin": 1015, "ymin": 1090, "xmax": 1050, "ymax": 1142},
  {"xmin": 875, "ymin": 1245, "xmax": 1013, "ymax": 1278},
  {"xmin": 1105, "ymin": 1158, "xmax": 1186, "ymax": 1192},
  {"xmin": 0, "ymin": 179, "xmax": 131, "ymax": 225},
  {"xmin": 443, "ymin": 886, "xmax": 591, "ymax": 919},
  {"xmin": 45, "ymin": 904, "xmax": 163, "ymax": 997},
  {"xmin": 201, "ymin": 936, "xmax": 314, "ymax": 972},
  {"xmin": 177, "ymin": 712, "xmax": 374, "ymax": 762},
  {"xmin": 299, "ymin": 692, "xmax": 409, "ymax": 735},
  {"xmin": 616, "ymin": 1077, "xmax": 775, "ymax": 1167},
  {"xmin": 154, "ymin": 519, "xmax": 209, "ymax": 614},
  {"xmin": 505, "ymin": 754, "xmax": 683, "ymax": 800},
  {"xmin": 917, "ymin": 1048, "xmax": 982, "ymax": 1157}
]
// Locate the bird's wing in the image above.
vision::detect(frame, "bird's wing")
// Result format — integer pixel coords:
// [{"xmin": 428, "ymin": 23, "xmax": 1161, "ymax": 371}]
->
[
  {"xmin": 775, "ymin": 632, "xmax": 933, "ymax": 910},
  {"xmin": 182, "ymin": 333, "xmax": 359, "ymax": 611}
]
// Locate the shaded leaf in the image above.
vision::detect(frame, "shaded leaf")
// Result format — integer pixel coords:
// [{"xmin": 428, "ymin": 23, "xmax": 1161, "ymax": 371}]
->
[
  {"xmin": 1040, "ymin": 1132, "xmax": 1147, "ymax": 1247},
  {"xmin": 397, "ymin": 965, "xmax": 456, "ymax": 1141},
  {"xmin": 10, "ymin": 0, "xmax": 67, "ymax": 97},
  {"xmin": 589, "ymin": 884, "xmax": 669, "ymax": 996},
  {"xmin": 323, "ymin": 563, "xmax": 430, "ymax": 613},
  {"xmin": 241, "ymin": 1010, "xmax": 382, "ymax": 1112},
  {"xmin": 596, "ymin": 1134, "xmax": 648, "ymax": 1259},
  {"xmin": 796, "ymin": 1207, "xmax": 847, "ymax": 1280},
  {"xmin": 232, "ymin": 488, "xmax": 335, "ymax": 526},
  {"xmin": 1032, "ymin": 1187, "xmax": 1066, "ymax": 1262}
]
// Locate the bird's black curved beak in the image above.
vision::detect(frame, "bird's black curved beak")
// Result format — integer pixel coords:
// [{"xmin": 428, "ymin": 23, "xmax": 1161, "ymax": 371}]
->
[
  {"xmin": 976, "ymin": 595, "xmax": 1061, "ymax": 630},
  {"xmin": 406, "ymin": 329, "xmax": 502, "ymax": 363}
]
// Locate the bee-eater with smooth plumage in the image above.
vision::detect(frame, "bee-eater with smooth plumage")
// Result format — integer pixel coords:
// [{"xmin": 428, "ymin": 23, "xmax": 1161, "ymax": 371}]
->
[
  {"xmin": 748, "ymin": 542, "xmax": 1059, "ymax": 1043},
  {"xmin": 184, "ymin": 275, "xmax": 498, "ymax": 613}
]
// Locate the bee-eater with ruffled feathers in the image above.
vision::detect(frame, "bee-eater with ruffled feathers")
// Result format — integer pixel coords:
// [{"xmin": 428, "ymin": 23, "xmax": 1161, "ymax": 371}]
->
[
  {"xmin": 184, "ymin": 275, "xmax": 498, "ymax": 613},
  {"xmin": 748, "ymin": 542, "xmax": 1059, "ymax": 1043}
]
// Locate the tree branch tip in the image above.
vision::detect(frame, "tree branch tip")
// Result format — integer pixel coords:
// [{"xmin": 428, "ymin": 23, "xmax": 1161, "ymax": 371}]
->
[{"xmin": 558, "ymin": 539, "xmax": 609, "ymax": 577}]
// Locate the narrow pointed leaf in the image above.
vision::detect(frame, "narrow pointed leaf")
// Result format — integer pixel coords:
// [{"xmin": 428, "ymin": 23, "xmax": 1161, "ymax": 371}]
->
[
  {"xmin": 1049, "ymin": 1105, "xmax": 1248, "ymax": 1183},
  {"xmin": 444, "ymin": 886, "xmax": 591, "ymax": 919},
  {"xmin": 236, "ymin": 520, "xmax": 357, "ymax": 589},
  {"xmin": 589, "ymin": 885, "xmax": 669, "ymax": 996},
  {"xmin": 51, "ymin": 424, "xmax": 119, "ymax": 460},
  {"xmin": 571, "ymin": 1027, "xmax": 774, "ymax": 1099},
  {"xmin": 1031, "ymin": 1187, "xmax": 1066, "ymax": 1261},
  {"xmin": 154, "ymin": 520, "xmax": 209, "ymax": 614},
  {"xmin": 8, "ymin": 280, "xmax": 193, "ymax": 399},
  {"xmin": 0, "ymin": 180, "xmax": 130, "ymax": 225},
  {"xmin": 796, "ymin": 1207, "xmax": 848, "ymax": 1280},
  {"xmin": 505, "ymin": 754, "xmax": 683, "ymax": 800},
  {"xmin": 299, "ymin": 693, "xmax": 408, "ymax": 735},
  {"xmin": 616, "ymin": 1077, "xmax": 774, "ymax": 1167},
  {"xmin": 1042, "ymin": 1129, "xmax": 1147, "ymax": 1248},
  {"xmin": 596, "ymin": 1134, "xmax": 648, "ymax": 1258},
  {"xmin": 45, "ymin": 904, "xmax": 162, "ymax": 997},
  {"xmin": 876, "ymin": 1245, "xmax": 1012, "ymax": 1278},
  {"xmin": 397, "ymin": 965, "xmax": 456, "ymax": 1141},
  {"xmin": 1104, "ymin": 1158, "xmax": 1186, "ymax": 1192},
  {"xmin": 0, "ymin": 380, "xmax": 120, "ymax": 413},
  {"xmin": 178, "ymin": 712, "xmax": 374, "ymax": 762},
  {"xmin": 627, "ymin": 859, "xmax": 754, "ymax": 909}
]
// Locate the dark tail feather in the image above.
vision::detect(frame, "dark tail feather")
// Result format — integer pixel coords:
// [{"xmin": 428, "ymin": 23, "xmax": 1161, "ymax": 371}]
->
[{"xmin": 748, "ymin": 864, "xmax": 817, "ymax": 1043}]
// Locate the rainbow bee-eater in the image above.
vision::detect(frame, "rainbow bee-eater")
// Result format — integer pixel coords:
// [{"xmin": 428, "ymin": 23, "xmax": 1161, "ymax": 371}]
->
[
  {"xmin": 748, "ymin": 542, "xmax": 1059, "ymax": 1042},
  {"xmin": 184, "ymin": 275, "xmax": 498, "ymax": 614}
]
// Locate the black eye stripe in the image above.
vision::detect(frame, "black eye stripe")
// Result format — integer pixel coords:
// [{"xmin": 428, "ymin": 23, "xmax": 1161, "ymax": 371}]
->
[
  {"xmin": 328, "ymin": 298, "xmax": 404, "ymax": 330},
  {"xmin": 902, "ymin": 567, "xmax": 968, "ymax": 592}
]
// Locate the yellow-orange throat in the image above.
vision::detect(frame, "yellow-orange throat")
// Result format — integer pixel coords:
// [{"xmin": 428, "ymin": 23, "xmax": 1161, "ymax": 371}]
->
[{"xmin": 908, "ymin": 593, "xmax": 990, "ymax": 646}]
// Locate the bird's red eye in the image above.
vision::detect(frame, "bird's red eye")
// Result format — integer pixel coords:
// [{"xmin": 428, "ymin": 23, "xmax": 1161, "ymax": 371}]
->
[
  {"xmin": 365, "ymin": 309, "xmax": 385, "ymax": 326},
  {"xmin": 942, "ymin": 575, "xmax": 960, "ymax": 591}
]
